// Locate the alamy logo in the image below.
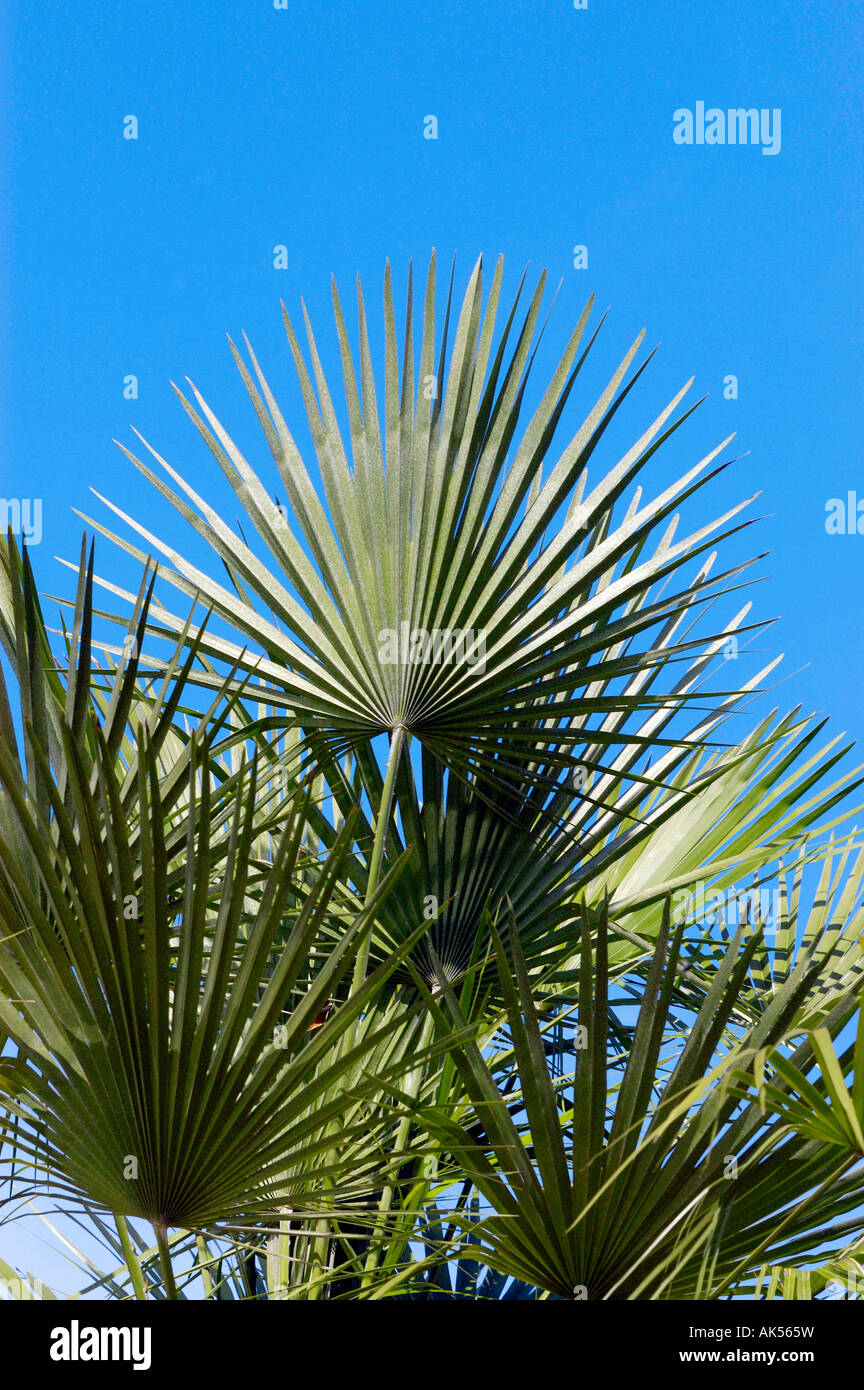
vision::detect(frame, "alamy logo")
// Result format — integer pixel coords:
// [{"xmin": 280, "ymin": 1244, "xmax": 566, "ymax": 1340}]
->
[
  {"xmin": 0, "ymin": 1275, "xmax": 44, "ymax": 1299},
  {"xmin": 825, "ymin": 1273, "xmax": 864, "ymax": 1299},
  {"xmin": 49, "ymin": 1320, "xmax": 152, "ymax": 1371},
  {"xmin": 673, "ymin": 882, "xmax": 782, "ymax": 933},
  {"xmin": 825, "ymin": 493, "xmax": 864, "ymax": 535},
  {"xmin": 0, "ymin": 497, "xmax": 42, "ymax": 544},
  {"xmin": 377, "ymin": 623, "xmax": 487, "ymax": 672},
  {"xmin": 673, "ymin": 103, "xmax": 781, "ymax": 156}
]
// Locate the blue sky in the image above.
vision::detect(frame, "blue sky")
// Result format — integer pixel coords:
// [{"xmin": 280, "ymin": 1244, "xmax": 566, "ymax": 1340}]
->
[{"xmin": 1, "ymin": 0, "xmax": 862, "ymax": 1292}]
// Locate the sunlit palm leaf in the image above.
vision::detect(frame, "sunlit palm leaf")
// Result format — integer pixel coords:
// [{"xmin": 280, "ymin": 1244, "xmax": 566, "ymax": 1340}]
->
[{"xmin": 71, "ymin": 255, "xmax": 768, "ymax": 812}]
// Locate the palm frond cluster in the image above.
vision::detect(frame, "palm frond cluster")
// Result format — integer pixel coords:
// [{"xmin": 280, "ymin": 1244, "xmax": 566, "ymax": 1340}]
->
[{"xmin": 1, "ymin": 257, "xmax": 863, "ymax": 1300}]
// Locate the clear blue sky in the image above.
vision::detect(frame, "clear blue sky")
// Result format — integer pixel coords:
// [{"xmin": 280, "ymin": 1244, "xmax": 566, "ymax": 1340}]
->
[{"xmin": 1, "ymin": 0, "xmax": 862, "ymax": 1291}]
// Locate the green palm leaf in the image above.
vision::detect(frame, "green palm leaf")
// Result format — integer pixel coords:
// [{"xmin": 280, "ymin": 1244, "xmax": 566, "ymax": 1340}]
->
[
  {"xmin": 407, "ymin": 901, "xmax": 864, "ymax": 1299},
  {"xmin": 0, "ymin": 543, "xmax": 437, "ymax": 1261},
  {"xmin": 72, "ymin": 254, "xmax": 768, "ymax": 810}
]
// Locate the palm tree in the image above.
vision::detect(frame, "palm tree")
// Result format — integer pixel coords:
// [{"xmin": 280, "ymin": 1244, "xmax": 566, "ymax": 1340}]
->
[
  {"xmin": 78, "ymin": 255, "xmax": 771, "ymax": 845},
  {"xmin": 0, "ymin": 537, "xmax": 434, "ymax": 1297},
  {"xmin": 410, "ymin": 900, "xmax": 864, "ymax": 1300},
  {"xmin": 2, "ymin": 255, "xmax": 863, "ymax": 1300}
]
